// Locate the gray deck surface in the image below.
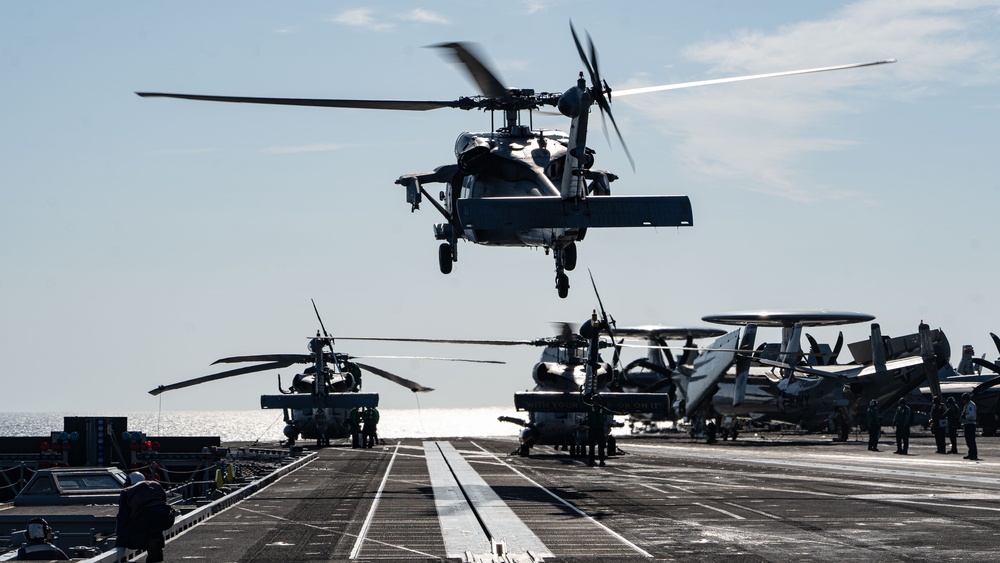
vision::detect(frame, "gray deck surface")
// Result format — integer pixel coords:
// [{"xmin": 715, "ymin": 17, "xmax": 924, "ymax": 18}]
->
[{"xmin": 153, "ymin": 432, "xmax": 1000, "ymax": 562}]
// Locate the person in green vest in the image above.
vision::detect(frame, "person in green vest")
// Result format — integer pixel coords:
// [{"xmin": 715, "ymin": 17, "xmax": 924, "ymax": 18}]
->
[
  {"xmin": 865, "ymin": 400, "xmax": 881, "ymax": 451},
  {"xmin": 892, "ymin": 398, "xmax": 912, "ymax": 455}
]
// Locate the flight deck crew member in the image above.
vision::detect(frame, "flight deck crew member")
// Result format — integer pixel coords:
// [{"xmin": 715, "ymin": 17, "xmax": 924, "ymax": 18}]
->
[
  {"xmin": 116, "ymin": 472, "xmax": 173, "ymax": 563},
  {"xmin": 931, "ymin": 396, "xmax": 947, "ymax": 454},
  {"xmin": 15, "ymin": 518, "xmax": 69, "ymax": 560},
  {"xmin": 944, "ymin": 396, "xmax": 960, "ymax": 453},
  {"xmin": 961, "ymin": 393, "xmax": 979, "ymax": 460},
  {"xmin": 584, "ymin": 396, "xmax": 614, "ymax": 466},
  {"xmin": 348, "ymin": 406, "xmax": 363, "ymax": 449},
  {"xmin": 892, "ymin": 398, "xmax": 911, "ymax": 455},
  {"xmin": 362, "ymin": 406, "xmax": 380, "ymax": 448},
  {"xmin": 866, "ymin": 400, "xmax": 881, "ymax": 451}
]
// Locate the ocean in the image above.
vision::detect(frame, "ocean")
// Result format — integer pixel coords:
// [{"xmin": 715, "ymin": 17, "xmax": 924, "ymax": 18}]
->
[{"xmin": 0, "ymin": 407, "xmax": 527, "ymax": 444}]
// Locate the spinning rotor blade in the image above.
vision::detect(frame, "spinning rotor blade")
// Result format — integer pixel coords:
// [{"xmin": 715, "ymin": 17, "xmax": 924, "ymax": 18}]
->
[
  {"xmin": 348, "ymin": 355, "xmax": 504, "ymax": 364},
  {"xmin": 334, "ymin": 336, "xmax": 544, "ymax": 346},
  {"xmin": 354, "ymin": 362, "xmax": 433, "ymax": 393},
  {"xmin": 570, "ymin": 22, "xmax": 634, "ymax": 171},
  {"xmin": 432, "ymin": 42, "xmax": 507, "ymax": 98},
  {"xmin": 149, "ymin": 361, "xmax": 296, "ymax": 396},
  {"xmin": 613, "ymin": 59, "xmax": 896, "ymax": 98},
  {"xmin": 588, "ymin": 270, "xmax": 622, "ymax": 369},
  {"xmin": 136, "ymin": 92, "xmax": 468, "ymax": 111},
  {"xmin": 211, "ymin": 354, "xmax": 312, "ymax": 365}
]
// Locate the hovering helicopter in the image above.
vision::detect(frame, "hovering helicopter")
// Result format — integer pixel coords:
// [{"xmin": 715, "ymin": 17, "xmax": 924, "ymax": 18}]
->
[
  {"xmin": 671, "ymin": 311, "xmax": 950, "ymax": 441},
  {"xmin": 148, "ymin": 301, "xmax": 503, "ymax": 446},
  {"xmin": 136, "ymin": 23, "xmax": 894, "ymax": 297}
]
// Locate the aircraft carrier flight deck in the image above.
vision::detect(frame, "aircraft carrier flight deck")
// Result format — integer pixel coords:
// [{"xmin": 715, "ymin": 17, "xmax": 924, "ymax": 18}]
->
[{"xmin": 137, "ymin": 433, "xmax": 999, "ymax": 562}]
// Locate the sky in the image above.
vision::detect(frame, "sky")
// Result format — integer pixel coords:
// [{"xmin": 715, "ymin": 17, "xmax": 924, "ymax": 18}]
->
[{"xmin": 2, "ymin": 1, "xmax": 999, "ymax": 414}]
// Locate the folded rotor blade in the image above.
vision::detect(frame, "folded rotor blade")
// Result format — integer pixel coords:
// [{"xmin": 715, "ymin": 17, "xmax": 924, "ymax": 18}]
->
[
  {"xmin": 973, "ymin": 375, "xmax": 1000, "ymax": 395},
  {"xmin": 136, "ymin": 92, "xmax": 466, "ymax": 111},
  {"xmin": 431, "ymin": 42, "xmax": 507, "ymax": 98},
  {"xmin": 613, "ymin": 59, "xmax": 896, "ymax": 98},
  {"xmin": 991, "ymin": 332, "xmax": 1000, "ymax": 356},
  {"xmin": 212, "ymin": 354, "xmax": 312, "ymax": 365},
  {"xmin": 354, "ymin": 362, "xmax": 433, "ymax": 393},
  {"xmin": 348, "ymin": 355, "xmax": 504, "ymax": 364},
  {"xmin": 149, "ymin": 361, "xmax": 296, "ymax": 396},
  {"xmin": 971, "ymin": 357, "xmax": 1000, "ymax": 375}
]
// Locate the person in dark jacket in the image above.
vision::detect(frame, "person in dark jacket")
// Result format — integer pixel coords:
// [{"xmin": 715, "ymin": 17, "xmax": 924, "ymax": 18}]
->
[
  {"xmin": 944, "ymin": 396, "xmax": 960, "ymax": 453},
  {"xmin": 892, "ymin": 398, "xmax": 912, "ymax": 454},
  {"xmin": 362, "ymin": 407, "xmax": 380, "ymax": 448},
  {"xmin": 930, "ymin": 396, "xmax": 947, "ymax": 454},
  {"xmin": 116, "ymin": 472, "xmax": 173, "ymax": 562},
  {"xmin": 15, "ymin": 518, "xmax": 69, "ymax": 560},
  {"xmin": 865, "ymin": 400, "xmax": 881, "ymax": 451},
  {"xmin": 348, "ymin": 406, "xmax": 363, "ymax": 449}
]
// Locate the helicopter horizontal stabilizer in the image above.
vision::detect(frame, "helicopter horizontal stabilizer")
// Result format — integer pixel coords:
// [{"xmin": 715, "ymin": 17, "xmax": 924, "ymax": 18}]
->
[
  {"xmin": 260, "ymin": 393, "xmax": 379, "ymax": 410},
  {"xmin": 514, "ymin": 391, "xmax": 669, "ymax": 414},
  {"xmin": 456, "ymin": 195, "xmax": 692, "ymax": 230}
]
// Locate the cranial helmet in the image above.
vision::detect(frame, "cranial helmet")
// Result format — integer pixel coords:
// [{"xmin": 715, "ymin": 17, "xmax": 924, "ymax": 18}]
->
[
  {"xmin": 128, "ymin": 472, "xmax": 146, "ymax": 486},
  {"xmin": 25, "ymin": 518, "xmax": 50, "ymax": 541},
  {"xmin": 962, "ymin": 393, "xmax": 972, "ymax": 401},
  {"xmin": 869, "ymin": 399, "xmax": 877, "ymax": 406}
]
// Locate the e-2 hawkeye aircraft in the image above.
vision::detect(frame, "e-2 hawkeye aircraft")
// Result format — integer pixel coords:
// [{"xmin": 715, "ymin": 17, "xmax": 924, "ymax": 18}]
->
[
  {"xmin": 148, "ymin": 302, "xmax": 503, "ymax": 446},
  {"xmin": 660, "ymin": 310, "xmax": 949, "ymax": 441},
  {"xmin": 136, "ymin": 23, "xmax": 894, "ymax": 297}
]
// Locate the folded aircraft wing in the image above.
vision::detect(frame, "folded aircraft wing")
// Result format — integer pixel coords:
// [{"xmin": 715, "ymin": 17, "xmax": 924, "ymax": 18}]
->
[{"xmin": 684, "ymin": 329, "xmax": 741, "ymax": 418}]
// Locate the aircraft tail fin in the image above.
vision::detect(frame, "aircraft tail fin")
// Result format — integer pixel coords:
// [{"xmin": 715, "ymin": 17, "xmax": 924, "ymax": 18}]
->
[{"xmin": 684, "ymin": 329, "xmax": 740, "ymax": 419}]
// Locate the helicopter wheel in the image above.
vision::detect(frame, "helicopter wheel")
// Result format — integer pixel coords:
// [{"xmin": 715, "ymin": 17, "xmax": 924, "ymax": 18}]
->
[
  {"xmin": 563, "ymin": 242, "xmax": 577, "ymax": 271},
  {"xmin": 556, "ymin": 273, "xmax": 570, "ymax": 299},
  {"xmin": 438, "ymin": 243, "xmax": 453, "ymax": 275},
  {"xmin": 518, "ymin": 444, "xmax": 530, "ymax": 457},
  {"xmin": 606, "ymin": 435, "xmax": 617, "ymax": 456}
]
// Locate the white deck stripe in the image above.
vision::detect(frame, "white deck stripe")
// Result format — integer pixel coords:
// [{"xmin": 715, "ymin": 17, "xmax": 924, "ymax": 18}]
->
[
  {"xmin": 424, "ymin": 441, "xmax": 492, "ymax": 558},
  {"xmin": 693, "ymin": 502, "xmax": 746, "ymax": 520},
  {"xmin": 350, "ymin": 443, "xmax": 400, "ymax": 559},
  {"xmin": 472, "ymin": 441, "xmax": 653, "ymax": 558},
  {"xmin": 436, "ymin": 441, "xmax": 552, "ymax": 558}
]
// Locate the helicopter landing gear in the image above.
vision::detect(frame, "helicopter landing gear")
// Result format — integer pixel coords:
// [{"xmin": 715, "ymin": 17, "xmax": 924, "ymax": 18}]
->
[
  {"xmin": 563, "ymin": 242, "xmax": 577, "ymax": 271},
  {"xmin": 556, "ymin": 272, "xmax": 570, "ymax": 299},
  {"xmin": 438, "ymin": 242, "xmax": 456, "ymax": 274},
  {"xmin": 554, "ymin": 246, "xmax": 572, "ymax": 298}
]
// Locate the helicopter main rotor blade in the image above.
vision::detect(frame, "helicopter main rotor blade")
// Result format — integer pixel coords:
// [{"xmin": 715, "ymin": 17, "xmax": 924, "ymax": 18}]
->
[
  {"xmin": 211, "ymin": 354, "xmax": 313, "ymax": 365},
  {"xmin": 348, "ymin": 355, "xmax": 504, "ymax": 364},
  {"xmin": 570, "ymin": 22, "xmax": 634, "ymax": 171},
  {"xmin": 431, "ymin": 42, "xmax": 507, "ymax": 98},
  {"xmin": 334, "ymin": 336, "xmax": 545, "ymax": 346},
  {"xmin": 973, "ymin": 375, "xmax": 1000, "ymax": 395},
  {"xmin": 971, "ymin": 357, "xmax": 1000, "ymax": 375},
  {"xmin": 354, "ymin": 362, "xmax": 434, "ymax": 393},
  {"xmin": 136, "ymin": 92, "xmax": 470, "ymax": 111},
  {"xmin": 149, "ymin": 360, "xmax": 296, "ymax": 396},
  {"xmin": 612, "ymin": 59, "xmax": 897, "ymax": 98}
]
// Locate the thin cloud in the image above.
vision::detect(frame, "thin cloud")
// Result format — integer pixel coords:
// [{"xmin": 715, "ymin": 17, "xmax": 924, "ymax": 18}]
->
[
  {"xmin": 619, "ymin": 0, "xmax": 1000, "ymax": 202},
  {"xmin": 260, "ymin": 143, "xmax": 351, "ymax": 154},
  {"xmin": 329, "ymin": 8, "xmax": 395, "ymax": 32},
  {"xmin": 398, "ymin": 8, "xmax": 449, "ymax": 25}
]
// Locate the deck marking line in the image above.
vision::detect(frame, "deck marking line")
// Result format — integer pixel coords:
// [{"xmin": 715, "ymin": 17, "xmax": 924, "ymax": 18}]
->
[
  {"xmin": 723, "ymin": 502, "xmax": 782, "ymax": 520},
  {"xmin": 640, "ymin": 482, "xmax": 694, "ymax": 494},
  {"xmin": 471, "ymin": 440, "xmax": 653, "ymax": 559},
  {"xmin": 871, "ymin": 498, "xmax": 1000, "ymax": 513},
  {"xmin": 435, "ymin": 441, "xmax": 552, "ymax": 558},
  {"xmin": 692, "ymin": 502, "xmax": 746, "ymax": 520},
  {"xmin": 350, "ymin": 442, "xmax": 400, "ymax": 559},
  {"xmin": 235, "ymin": 505, "xmax": 437, "ymax": 559},
  {"xmin": 425, "ymin": 441, "xmax": 493, "ymax": 558}
]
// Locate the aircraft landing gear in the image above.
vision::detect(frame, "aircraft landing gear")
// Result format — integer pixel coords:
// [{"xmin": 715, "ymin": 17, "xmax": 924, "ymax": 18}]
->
[
  {"xmin": 438, "ymin": 242, "xmax": 456, "ymax": 274},
  {"xmin": 553, "ymin": 245, "xmax": 573, "ymax": 298}
]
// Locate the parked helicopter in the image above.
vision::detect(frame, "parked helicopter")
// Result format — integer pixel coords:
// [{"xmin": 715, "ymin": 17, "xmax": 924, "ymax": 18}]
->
[
  {"xmin": 670, "ymin": 311, "xmax": 950, "ymax": 441},
  {"xmin": 148, "ymin": 302, "xmax": 503, "ymax": 446},
  {"xmin": 337, "ymin": 275, "xmax": 671, "ymax": 457},
  {"xmin": 136, "ymin": 24, "xmax": 894, "ymax": 297}
]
